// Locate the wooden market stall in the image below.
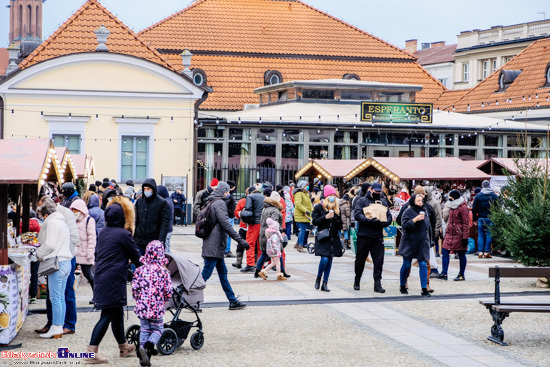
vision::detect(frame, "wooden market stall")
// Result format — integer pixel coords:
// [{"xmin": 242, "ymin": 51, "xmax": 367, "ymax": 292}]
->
[
  {"xmin": 295, "ymin": 159, "xmax": 365, "ymax": 189},
  {"xmin": 0, "ymin": 139, "xmax": 62, "ymax": 346},
  {"xmin": 72, "ymin": 154, "xmax": 95, "ymax": 188},
  {"xmin": 55, "ymin": 147, "xmax": 76, "ymax": 185}
]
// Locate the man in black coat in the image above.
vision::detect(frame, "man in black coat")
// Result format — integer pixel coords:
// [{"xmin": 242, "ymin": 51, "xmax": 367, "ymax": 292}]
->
[
  {"xmin": 134, "ymin": 178, "xmax": 170, "ymax": 255},
  {"xmin": 224, "ymin": 180, "xmax": 237, "ymax": 258},
  {"xmin": 353, "ymin": 182, "xmax": 392, "ymax": 293},
  {"xmin": 240, "ymin": 187, "xmax": 265, "ymax": 272},
  {"xmin": 170, "ymin": 187, "xmax": 186, "ymax": 226},
  {"xmin": 201, "ymin": 182, "xmax": 249, "ymax": 310}
]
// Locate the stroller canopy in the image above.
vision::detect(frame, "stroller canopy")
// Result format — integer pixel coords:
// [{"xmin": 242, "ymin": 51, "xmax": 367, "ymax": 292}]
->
[{"xmin": 166, "ymin": 253, "xmax": 206, "ymax": 305}]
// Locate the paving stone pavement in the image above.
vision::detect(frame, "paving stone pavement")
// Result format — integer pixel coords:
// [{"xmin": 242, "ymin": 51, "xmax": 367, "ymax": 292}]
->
[{"xmin": 9, "ymin": 225, "xmax": 550, "ymax": 367}]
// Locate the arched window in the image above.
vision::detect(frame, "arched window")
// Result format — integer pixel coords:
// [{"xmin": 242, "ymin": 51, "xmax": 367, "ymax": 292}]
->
[
  {"xmin": 264, "ymin": 70, "xmax": 283, "ymax": 86},
  {"xmin": 342, "ymin": 73, "xmax": 361, "ymax": 80},
  {"xmin": 545, "ymin": 63, "xmax": 550, "ymax": 88},
  {"xmin": 18, "ymin": 5, "xmax": 23, "ymax": 39},
  {"xmin": 36, "ymin": 5, "xmax": 40, "ymax": 38},
  {"xmin": 192, "ymin": 68, "xmax": 207, "ymax": 87},
  {"xmin": 27, "ymin": 5, "xmax": 32, "ymax": 36}
]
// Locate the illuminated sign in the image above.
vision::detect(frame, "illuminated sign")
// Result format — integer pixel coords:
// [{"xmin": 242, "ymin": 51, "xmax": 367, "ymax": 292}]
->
[{"xmin": 361, "ymin": 102, "xmax": 433, "ymax": 123}]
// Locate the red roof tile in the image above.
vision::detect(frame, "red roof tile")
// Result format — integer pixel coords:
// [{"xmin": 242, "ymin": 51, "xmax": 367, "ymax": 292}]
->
[
  {"xmin": 19, "ymin": 0, "xmax": 174, "ymax": 71},
  {"xmin": 415, "ymin": 44, "xmax": 457, "ymax": 66},
  {"xmin": 140, "ymin": 0, "xmax": 415, "ymax": 60},
  {"xmin": 164, "ymin": 54, "xmax": 446, "ymax": 110},
  {"xmin": 443, "ymin": 37, "xmax": 550, "ymax": 113}
]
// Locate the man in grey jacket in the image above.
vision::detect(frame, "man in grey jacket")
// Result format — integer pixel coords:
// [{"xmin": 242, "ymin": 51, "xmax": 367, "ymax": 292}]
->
[{"xmin": 201, "ymin": 182, "xmax": 250, "ymax": 310}]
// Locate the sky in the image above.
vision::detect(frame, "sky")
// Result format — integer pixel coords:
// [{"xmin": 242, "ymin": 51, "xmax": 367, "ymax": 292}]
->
[{"xmin": 0, "ymin": 0, "xmax": 549, "ymax": 49}]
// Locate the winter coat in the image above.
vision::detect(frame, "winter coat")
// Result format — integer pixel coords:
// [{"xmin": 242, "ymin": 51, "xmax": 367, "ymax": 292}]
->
[
  {"xmin": 279, "ymin": 197, "xmax": 286, "ymax": 229},
  {"xmin": 20, "ymin": 218, "xmax": 40, "ymax": 233},
  {"xmin": 241, "ymin": 192, "xmax": 265, "ymax": 225},
  {"xmin": 442, "ymin": 198, "xmax": 470, "ymax": 252},
  {"xmin": 61, "ymin": 192, "xmax": 79, "ymax": 209},
  {"xmin": 36, "ymin": 212, "xmax": 73, "ymax": 262},
  {"xmin": 354, "ymin": 192, "xmax": 392, "ymax": 238},
  {"xmin": 134, "ymin": 178, "xmax": 170, "ymax": 248},
  {"xmin": 70, "ymin": 199, "xmax": 97, "ymax": 265},
  {"xmin": 56, "ymin": 204, "xmax": 79, "ymax": 257},
  {"xmin": 472, "ymin": 190, "xmax": 498, "ymax": 221},
  {"xmin": 425, "ymin": 187, "xmax": 442, "ymax": 235},
  {"xmin": 87, "ymin": 194, "xmax": 105, "ymax": 234},
  {"xmin": 95, "ymin": 198, "xmax": 141, "ymax": 310},
  {"xmin": 397, "ymin": 199, "xmax": 436, "ymax": 245},
  {"xmin": 157, "ymin": 185, "xmax": 174, "ymax": 233},
  {"xmin": 235, "ymin": 197, "xmax": 247, "ymax": 230},
  {"xmin": 259, "ymin": 198, "xmax": 283, "ymax": 253},
  {"xmin": 170, "ymin": 192, "xmax": 186, "ymax": 210},
  {"xmin": 398, "ymin": 203, "xmax": 431, "ymax": 261},
  {"xmin": 201, "ymin": 188, "xmax": 249, "ymax": 259},
  {"xmin": 312, "ymin": 203, "xmax": 343, "ymax": 258},
  {"xmin": 284, "ymin": 194, "xmax": 295, "ymax": 223},
  {"xmin": 132, "ymin": 240, "xmax": 172, "ymax": 320},
  {"xmin": 266, "ymin": 231, "xmax": 283, "ymax": 257},
  {"xmin": 293, "ymin": 190, "xmax": 313, "ymax": 223},
  {"xmin": 227, "ymin": 193, "xmax": 237, "ymax": 219},
  {"xmin": 193, "ymin": 186, "xmax": 213, "ymax": 221},
  {"xmin": 338, "ymin": 199, "xmax": 351, "ymax": 231}
]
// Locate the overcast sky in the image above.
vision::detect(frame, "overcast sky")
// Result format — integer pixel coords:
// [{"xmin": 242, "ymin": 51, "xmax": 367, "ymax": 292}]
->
[{"xmin": 1, "ymin": 0, "xmax": 548, "ymax": 49}]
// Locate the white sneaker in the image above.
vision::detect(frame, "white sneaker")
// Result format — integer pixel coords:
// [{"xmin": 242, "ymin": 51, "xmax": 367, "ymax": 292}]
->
[{"xmin": 39, "ymin": 325, "xmax": 63, "ymax": 339}]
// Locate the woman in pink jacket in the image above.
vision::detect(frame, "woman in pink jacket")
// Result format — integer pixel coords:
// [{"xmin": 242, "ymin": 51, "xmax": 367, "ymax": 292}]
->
[{"xmin": 70, "ymin": 199, "xmax": 97, "ymax": 303}]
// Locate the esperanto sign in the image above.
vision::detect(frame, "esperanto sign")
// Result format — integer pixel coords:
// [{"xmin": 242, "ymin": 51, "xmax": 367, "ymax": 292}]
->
[{"xmin": 361, "ymin": 102, "xmax": 433, "ymax": 123}]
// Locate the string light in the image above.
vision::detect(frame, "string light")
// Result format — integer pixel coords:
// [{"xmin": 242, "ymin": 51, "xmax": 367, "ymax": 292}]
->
[
  {"xmin": 95, "ymin": 114, "xmax": 99, "ymax": 121},
  {"xmin": 68, "ymin": 113, "xmax": 72, "ymax": 119},
  {"xmin": 171, "ymin": 116, "xmax": 174, "ymax": 123},
  {"xmin": 11, "ymin": 109, "xmax": 14, "ymax": 116}
]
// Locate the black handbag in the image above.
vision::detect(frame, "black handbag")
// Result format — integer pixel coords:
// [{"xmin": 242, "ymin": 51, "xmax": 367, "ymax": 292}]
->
[{"xmin": 316, "ymin": 229, "xmax": 330, "ymax": 242}]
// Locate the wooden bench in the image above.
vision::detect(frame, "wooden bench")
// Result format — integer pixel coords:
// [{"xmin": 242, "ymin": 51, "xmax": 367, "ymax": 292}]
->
[{"xmin": 480, "ymin": 266, "xmax": 550, "ymax": 346}]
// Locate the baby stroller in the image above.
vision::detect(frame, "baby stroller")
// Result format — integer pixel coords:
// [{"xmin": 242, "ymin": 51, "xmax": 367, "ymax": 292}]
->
[{"xmin": 126, "ymin": 253, "xmax": 206, "ymax": 355}]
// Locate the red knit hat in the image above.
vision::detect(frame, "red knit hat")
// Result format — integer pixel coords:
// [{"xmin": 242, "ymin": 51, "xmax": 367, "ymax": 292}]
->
[{"xmin": 210, "ymin": 178, "xmax": 219, "ymax": 187}]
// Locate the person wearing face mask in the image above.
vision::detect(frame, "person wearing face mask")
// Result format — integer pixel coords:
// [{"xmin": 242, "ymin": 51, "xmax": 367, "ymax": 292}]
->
[
  {"xmin": 293, "ymin": 180, "xmax": 313, "ymax": 253},
  {"xmin": 312, "ymin": 185, "xmax": 343, "ymax": 292},
  {"xmin": 134, "ymin": 179, "xmax": 171, "ymax": 256},
  {"xmin": 69, "ymin": 199, "xmax": 97, "ymax": 304},
  {"xmin": 353, "ymin": 182, "xmax": 392, "ymax": 293},
  {"xmin": 200, "ymin": 181, "xmax": 249, "ymax": 310}
]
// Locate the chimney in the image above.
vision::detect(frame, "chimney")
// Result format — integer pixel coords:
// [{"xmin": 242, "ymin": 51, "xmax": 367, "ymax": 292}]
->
[
  {"xmin": 94, "ymin": 25, "xmax": 110, "ymax": 52},
  {"xmin": 180, "ymin": 49, "xmax": 193, "ymax": 78},
  {"xmin": 405, "ymin": 39, "xmax": 417, "ymax": 53},
  {"xmin": 431, "ymin": 41, "xmax": 446, "ymax": 48},
  {"xmin": 6, "ymin": 43, "xmax": 20, "ymax": 75}
]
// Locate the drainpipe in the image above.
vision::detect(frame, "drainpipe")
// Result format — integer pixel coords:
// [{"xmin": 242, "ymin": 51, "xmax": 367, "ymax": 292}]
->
[
  {"xmin": 0, "ymin": 96, "xmax": 4, "ymax": 139},
  {"xmin": 193, "ymin": 90, "xmax": 209, "ymax": 212}
]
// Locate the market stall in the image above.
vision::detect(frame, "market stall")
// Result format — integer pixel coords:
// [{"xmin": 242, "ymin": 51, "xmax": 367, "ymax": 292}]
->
[
  {"xmin": 0, "ymin": 139, "xmax": 62, "ymax": 346},
  {"xmin": 55, "ymin": 147, "xmax": 76, "ymax": 185},
  {"xmin": 295, "ymin": 159, "xmax": 365, "ymax": 189},
  {"xmin": 72, "ymin": 154, "xmax": 96, "ymax": 193}
]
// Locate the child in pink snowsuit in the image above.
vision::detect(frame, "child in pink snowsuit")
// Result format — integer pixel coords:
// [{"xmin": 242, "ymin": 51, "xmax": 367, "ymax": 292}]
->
[
  {"xmin": 259, "ymin": 218, "xmax": 286, "ymax": 281},
  {"xmin": 132, "ymin": 240, "xmax": 172, "ymax": 366}
]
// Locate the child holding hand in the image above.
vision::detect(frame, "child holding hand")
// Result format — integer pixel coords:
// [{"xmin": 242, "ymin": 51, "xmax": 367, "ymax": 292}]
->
[{"xmin": 259, "ymin": 218, "xmax": 287, "ymax": 281}]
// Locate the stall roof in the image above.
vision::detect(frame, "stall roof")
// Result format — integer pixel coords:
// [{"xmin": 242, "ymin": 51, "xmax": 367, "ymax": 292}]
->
[
  {"xmin": 72, "ymin": 154, "xmax": 95, "ymax": 180},
  {"xmin": 295, "ymin": 159, "xmax": 365, "ymax": 180},
  {"xmin": 345, "ymin": 157, "xmax": 490, "ymax": 182},
  {"xmin": 0, "ymin": 139, "xmax": 61, "ymax": 188},
  {"xmin": 55, "ymin": 147, "xmax": 76, "ymax": 184},
  {"xmin": 478, "ymin": 158, "xmax": 550, "ymax": 176}
]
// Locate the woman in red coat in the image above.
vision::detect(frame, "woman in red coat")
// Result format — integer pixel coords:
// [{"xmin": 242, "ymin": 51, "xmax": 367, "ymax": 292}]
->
[{"xmin": 438, "ymin": 190, "xmax": 470, "ymax": 281}]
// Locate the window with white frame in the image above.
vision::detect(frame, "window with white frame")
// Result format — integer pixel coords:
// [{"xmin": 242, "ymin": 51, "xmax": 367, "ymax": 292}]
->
[
  {"xmin": 121, "ymin": 136, "xmax": 148, "ymax": 182},
  {"xmin": 492, "ymin": 59, "xmax": 497, "ymax": 73},
  {"xmin": 463, "ymin": 63, "xmax": 469, "ymax": 82},
  {"xmin": 52, "ymin": 134, "xmax": 80, "ymax": 154},
  {"xmin": 482, "ymin": 60, "xmax": 489, "ymax": 79}
]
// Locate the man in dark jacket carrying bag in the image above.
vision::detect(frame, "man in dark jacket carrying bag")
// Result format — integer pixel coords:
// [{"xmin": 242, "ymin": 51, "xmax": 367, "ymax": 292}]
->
[
  {"xmin": 353, "ymin": 182, "xmax": 392, "ymax": 293},
  {"xmin": 240, "ymin": 187, "xmax": 265, "ymax": 272},
  {"xmin": 134, "ymin": 178, "xmax": 171, "ymax": 255},
  {"xmin": 201, "ymin": 182, "xmax": 250, "ymax": 310}
]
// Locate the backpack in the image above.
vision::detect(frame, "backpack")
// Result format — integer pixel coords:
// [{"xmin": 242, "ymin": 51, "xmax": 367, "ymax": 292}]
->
[{"xmin": 195, "ymin": 199, "xmax": 221, "ymax": 239}]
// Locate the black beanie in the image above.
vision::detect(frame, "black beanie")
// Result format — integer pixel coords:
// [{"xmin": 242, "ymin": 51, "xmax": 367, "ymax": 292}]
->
[
  {"xmin": 275, "ymin": 184, "xmax": 284, "ymax": 192},
  {"xmin": 247, "ymin": 186, "xmax": 256, "ymax": 195},
  {"xmin": 89, "ymin": 184, "xmax": 97, "ymax": 192},
  {"xmin": 449, "ymin": 190, "xmax": 461, "ymax": 200},
  {"xmin": 361, "ymin": 182, "xmax": 371, "ymax": 194}
]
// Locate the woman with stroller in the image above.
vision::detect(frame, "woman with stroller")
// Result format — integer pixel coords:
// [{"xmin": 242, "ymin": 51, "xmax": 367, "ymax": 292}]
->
[
  {"xmin": 312, "ymin": 185, "xmax": 343, "ymax": 292},
  {"xmin": 132, "ymin": 240, "xmax": 173, "ymax": 366},
  {"xmin": 438, "ymin": 190, "xmax": 470, "ymax": 281},
  {"xmin": 85, "ymin": 196, "xmax": 141, "ymax": 363},
  {"xmin": 398, "ymin": 194, "xmax": 432, "ymax": 297}
]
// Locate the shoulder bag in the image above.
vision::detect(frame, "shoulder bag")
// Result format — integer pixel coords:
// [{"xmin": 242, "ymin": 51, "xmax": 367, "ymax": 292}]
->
[{"xmin": 38, "ymin": 257, "xmax": 59, "ymax": 277}]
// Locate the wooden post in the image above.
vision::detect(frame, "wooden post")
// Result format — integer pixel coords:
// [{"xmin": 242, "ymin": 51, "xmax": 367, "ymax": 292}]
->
[
  {"xmin": 30, "ymin": 184, "xmax": 38, "ymax": 211},
  {"xmin": 13, "ymin": 184, "xmax": 21, "ymax": 237},
  {"xmin": 22, "ymin": 184, "xmax": 30, "ymax": 233}
]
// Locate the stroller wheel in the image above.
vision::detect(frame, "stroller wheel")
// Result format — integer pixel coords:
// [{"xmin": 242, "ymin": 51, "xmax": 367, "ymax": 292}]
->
[
  {"xmin": 125, "ymin": 324, "xmax": 140, "ymax": 348},
  {"xmin": 157, "ymin": 328, "xmax": 178, "ymax": 355},
  {"xmin": 307, "ymin": 242, "xmax": 315, "ymax": 254},
  {"xmin": 190, "ymin": 330, "xmax": 204, "ymax": 350}
]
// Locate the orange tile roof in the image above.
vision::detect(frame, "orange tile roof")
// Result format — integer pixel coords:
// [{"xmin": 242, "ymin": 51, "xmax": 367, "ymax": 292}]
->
[
  {"xmin": 444, "ymin": 37, "xmax": 550, "ymax": 113},
  {"xmin": 164, "ymin": 54, "xmax": 446, "ymax": 110},
  {"xmin": 434, "ymin": 89, "xmax": 471, "ymax": 110},
  {"xmin": 19, "ymin": 0, "xmax": 174, "ymax": 71},
  {"xmin": 139, "ymin": 0, "xmax": 414, "ymax": 60}
]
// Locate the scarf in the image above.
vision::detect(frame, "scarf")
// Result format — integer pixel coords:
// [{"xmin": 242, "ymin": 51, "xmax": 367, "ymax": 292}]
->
[
  {"xmin": 448, "ymin": 196, "xmax": 464, "ymax": 210},
  {"xmin": 408, "ymin": 194, "xmax": 424, "ymax": 214}
]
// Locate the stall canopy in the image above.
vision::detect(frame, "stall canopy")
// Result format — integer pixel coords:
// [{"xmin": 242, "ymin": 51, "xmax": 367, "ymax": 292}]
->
[
  {"xmin": 55, "ymin": 147, "xmax": 76, "ymax": 184},
  {"xmin": 295, "ymin": 159, "xmax": 366, "ymax": 180},
  {"xmin": 72, "ymin": 154, "xmax": 95, "ymax": 181},
  {"xmin": 477, "ymin": 158, "xmax": 550, "ymax": 176},
  {"xmin": 344, "ymin": 157, "xmax": 490, "ymax": 182}
]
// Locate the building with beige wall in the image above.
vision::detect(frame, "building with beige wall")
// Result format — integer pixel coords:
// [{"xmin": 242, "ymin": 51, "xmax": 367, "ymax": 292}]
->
[{"xmin": 453, "ymin": 19, "xmax": 550, "ymax": 90}]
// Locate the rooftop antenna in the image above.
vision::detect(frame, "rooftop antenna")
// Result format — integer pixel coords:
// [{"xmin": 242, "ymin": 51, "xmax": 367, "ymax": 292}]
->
[{"xmin": 537, "ymin": 12, "xmax": 546, "ymax": 20}]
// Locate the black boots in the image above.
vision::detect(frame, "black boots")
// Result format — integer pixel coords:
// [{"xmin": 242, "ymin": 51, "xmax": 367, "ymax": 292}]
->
[
  {"xmin": 240, "ymin": 265, "xmax": 255, "ymax": 273},
  {"xmin": 254, "ymin": 269, "xmax": 260, "ymax": 278},
  {"xmin": 400, "ymin": 285, "xmax": 408, "ymax": 294},
  {"xmin": 321, "ymin": 281, "xmax": 330, "ymax": 292},
  {"xmin": 421, "ymin": 288, "xmax": 431, "ymax": 297},
  {"xmin": 353, "ymin": 278, "xmax": 360, "ymax": 291},
  {"xmin": 374, "ymin": 280, "xmax": 386, "ymax": 293},
  {"xmin": 344, "ymin": 239, "xmax": 351, "ymax": 249},
  {"xmin": 314, "ymin": 276, "xmax": 321, "ymax": 290},
  {"xmin": 232, "ymin": 252, "xmax": 243, "ymax": 268},
  {"xmin": 282, "ymin": 271, "xmax": 291, "ymax": 278}
]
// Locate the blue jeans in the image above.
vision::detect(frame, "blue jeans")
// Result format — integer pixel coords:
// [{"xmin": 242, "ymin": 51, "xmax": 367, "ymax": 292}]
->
[
  {"xmin": 477, "ymin": 218, "xmax": 493, "ymax": 253},
  {"xmin": 285, "ymin": 221, "xmax": 292, "ymax": 241},
  {"xmin": 317, "ymin": 256, "xmax": 333, "ymax": 282},
  {"xmin": 340, "ymin": 230, "xmax": 349, "ymax": 240},
  {"xmin": 400, "ymin": 257, "xmax": 428, "ymax": 289},
  {"xmin": 202, "ymin": 257, "xmax": 237, "ymax": 303},
  {"xmin": 256, "ymin": 253, "xmax": 285, "ymax": 272},
  {"xmin": 296, "ymin": 222, "xmax": 308, "ymax": 247},
  {"xmin": 165, "ymin": 232, "xmax": 172, "ymax": 254},
  {"xmin": 48, "ymin": 259, "xmax": 71, "ymax": 325},
  {"xmin": 226, "ymin": 218, "xmax": 234, "ymax": 252},
  {"xmin": 441, "ymin": 248, "xmax": 467, "ymax": 276},
  {"xmin": 46, "ymin": 257, "xmax": 77, "ymax": 330}
]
